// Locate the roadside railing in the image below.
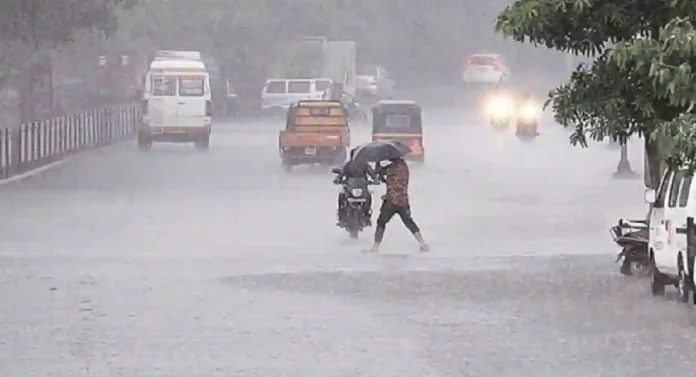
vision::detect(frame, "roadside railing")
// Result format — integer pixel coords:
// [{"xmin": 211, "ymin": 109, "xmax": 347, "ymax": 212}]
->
[{"xmin": 0, "ymin": 105, "xmax": 140, "ymax": 179}]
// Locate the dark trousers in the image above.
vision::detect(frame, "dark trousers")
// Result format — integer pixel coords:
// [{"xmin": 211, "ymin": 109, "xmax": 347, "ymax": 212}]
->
[{"xmin": 374, "ymin": 200, "xmax": 420, "ymax": 243}]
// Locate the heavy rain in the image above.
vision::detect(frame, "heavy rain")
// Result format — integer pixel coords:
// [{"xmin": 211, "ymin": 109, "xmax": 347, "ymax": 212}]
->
[{"xmin": 1, "ymin": 0, "xmax": 696, "ymax": 376}]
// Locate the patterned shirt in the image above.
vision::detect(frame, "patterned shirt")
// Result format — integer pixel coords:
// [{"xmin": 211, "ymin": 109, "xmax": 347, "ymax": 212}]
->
[{"xmin": 384, "ymin": 160, "xmax": 410, "ymax": 206}]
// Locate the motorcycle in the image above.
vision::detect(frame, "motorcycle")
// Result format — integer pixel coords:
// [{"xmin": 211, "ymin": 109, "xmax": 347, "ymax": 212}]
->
[
  {"xmin": 344, "ymin": 99, "xmax": 368, "ymax": 123},
  {"xmin": 610, "ymin": 218, "xmax": 650, "ymax": 276},
  {"xmin": 515, "ymin": 102, "xmax": 540, "ymax": 142},
  {"xmin": 332, "ymin": 168, "xmax": 376, "ymax": 239},
  {"xmin": 486, "ymin": 94, "xmax": 513, "ymax": 132}
]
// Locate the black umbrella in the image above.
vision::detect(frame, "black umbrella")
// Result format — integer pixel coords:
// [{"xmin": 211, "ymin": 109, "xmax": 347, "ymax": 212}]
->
[{"xmin": 351, "ymin": 140, "xmax": 412, "ymax": 162}]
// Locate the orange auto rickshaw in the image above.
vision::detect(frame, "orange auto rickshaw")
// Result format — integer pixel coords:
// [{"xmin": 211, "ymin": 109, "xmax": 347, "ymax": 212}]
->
[{"xmin": 371, "ymin": 100, "xmax": 424, "ymax": 162}]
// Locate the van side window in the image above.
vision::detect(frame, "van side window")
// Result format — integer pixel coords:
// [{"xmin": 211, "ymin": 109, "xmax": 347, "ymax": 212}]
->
[
  {"xmin": 668, "ymin": 170, "xmax": 685, "ymax": 207},
  {"xmin": 679, "ymin": 172, "xmax": 694, "ymax": 207},
  {"xmin": 655, "ymin": 171, "xmax": 672, "ymax": 208},
  {"xmin": 265, "ymin": 81, "xmax": 286, "ymax": 94},
  {"xmin": 152, "ymin": 76, "xmax": 176, "ymax": 96}
]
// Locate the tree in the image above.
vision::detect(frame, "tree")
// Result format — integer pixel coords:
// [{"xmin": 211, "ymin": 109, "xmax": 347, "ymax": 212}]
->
[
  {"xmin": 0, "ymin": 0, "xmax": 136, "ymax": 87},
  {"xmin": 495, "ymin": 0, "xmax": 696, "ymax": 188}
]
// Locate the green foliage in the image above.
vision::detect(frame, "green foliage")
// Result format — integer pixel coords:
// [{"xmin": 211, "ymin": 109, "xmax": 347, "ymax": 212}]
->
[
  {"xmin": 496, "ymin": 0, "xmax": 696, "ymax": 172},
  {"xmin": 612, "ymin": 17, "xmax": 696, "ymax": 168},
  {"xmin": 0, "ymin": 0, "xmax": 135, "ymax": 47}
]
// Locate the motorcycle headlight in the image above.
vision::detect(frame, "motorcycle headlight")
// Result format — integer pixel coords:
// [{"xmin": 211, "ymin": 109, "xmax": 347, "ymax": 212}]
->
[
  {"xmin": 486, "ymin": 96, "xmax": 513, "ymax": 118},
  {"xmin": 351, "ymin": 188, "xmax": 363, "ymax": 196},
  {"xmin": 519, "ymin": 103, "xmax": 539, "ymax": 119}
]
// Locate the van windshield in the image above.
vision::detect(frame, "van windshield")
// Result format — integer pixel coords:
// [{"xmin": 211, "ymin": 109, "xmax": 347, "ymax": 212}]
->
[
  {"xmin": 265, "ymin": 81, "xmax": 286, "ymax": 94},
  {"xmin": 152, "ymin": 75, "xmax": 177, "ymax": 96},
  {"xmin": 288, "ymin": 81, "xmax": 311, "ymax": 93},
  {"xmin": 179, "ymin": 76, "xmax": 205, "ymax": 96}
]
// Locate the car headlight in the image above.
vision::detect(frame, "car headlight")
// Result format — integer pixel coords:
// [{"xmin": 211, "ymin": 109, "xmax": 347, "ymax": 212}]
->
[
  {"xmin": 351, "ymin": 188, "xmax": 363, "ymax": 196},
  {"xmin": 519, "ymin": 103, "xmax": 539, "ymax": 120}
]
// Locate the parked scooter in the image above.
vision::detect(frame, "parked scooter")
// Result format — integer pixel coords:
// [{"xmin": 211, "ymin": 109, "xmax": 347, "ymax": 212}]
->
[{"xmin": 610, "ymin": 219, "xmax": 650, "ymax": 276}]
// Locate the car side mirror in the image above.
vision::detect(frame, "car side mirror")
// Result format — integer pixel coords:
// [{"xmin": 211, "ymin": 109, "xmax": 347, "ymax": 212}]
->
[
  {"xmin": 644, "ymin": 189, "xmax": 656, "ymax": 204},
  {"xmin": 331, "ymin": 167, "xmax": 342, "ymax": 175}
]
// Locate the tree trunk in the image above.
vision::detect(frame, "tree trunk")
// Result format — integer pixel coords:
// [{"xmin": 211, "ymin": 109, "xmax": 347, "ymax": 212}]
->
[{"xmin": 644, "ymin": 135, "xmax": 666, "ymax": 190}]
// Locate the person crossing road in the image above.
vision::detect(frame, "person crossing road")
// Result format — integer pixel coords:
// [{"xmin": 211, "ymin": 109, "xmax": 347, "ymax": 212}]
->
[{"xmin": 369, "ymin": 157, "xmax": 429, "ymax": 252}]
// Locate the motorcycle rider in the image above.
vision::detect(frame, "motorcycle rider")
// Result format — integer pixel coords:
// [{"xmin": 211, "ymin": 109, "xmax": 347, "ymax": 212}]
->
[
  {"xmin": 369, "ymin": 157, "xmax": 429, "ymax": 253},
  {"xmin": 334, "ymin": 148, "xmax": 377, "ymax": 226}
]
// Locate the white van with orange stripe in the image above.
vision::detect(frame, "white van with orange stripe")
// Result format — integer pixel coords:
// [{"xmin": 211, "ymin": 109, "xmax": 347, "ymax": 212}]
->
[{"xmin": 141, "ymin": 50, "xmax": 212, "ymax": 150}]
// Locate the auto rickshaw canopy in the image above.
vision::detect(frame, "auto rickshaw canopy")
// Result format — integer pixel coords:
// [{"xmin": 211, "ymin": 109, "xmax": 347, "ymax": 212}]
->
[{"xmin": 371, "ymin": 100, "xmax": 422, "ymax": 134}]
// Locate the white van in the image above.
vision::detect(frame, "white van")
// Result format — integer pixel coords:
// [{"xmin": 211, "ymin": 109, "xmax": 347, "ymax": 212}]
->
[
  {"xmin": 141, "ymin": 50, "xmax": 212, "ymax": 149},
  {"xmin": 645, "ymin": 168, "xmax": 695, "ymax": 301},
  {"xmin": 261, "ymin": 78, "xmax": 332, "ymax": 114}
]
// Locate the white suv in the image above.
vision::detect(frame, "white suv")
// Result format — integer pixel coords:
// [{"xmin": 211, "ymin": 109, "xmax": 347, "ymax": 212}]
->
[
  {"xmin": 461, "ymin": 54, "xmax": 511, "ymax": 86},
  {"xmin": 645, "ymin": 168, "xmax": 696, "ymax": 302}
]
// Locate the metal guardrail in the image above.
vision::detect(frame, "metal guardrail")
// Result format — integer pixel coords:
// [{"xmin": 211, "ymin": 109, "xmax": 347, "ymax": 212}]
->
[{"xmin": 0, "ymin": 105, "xmax": 140, "ymax": 179}]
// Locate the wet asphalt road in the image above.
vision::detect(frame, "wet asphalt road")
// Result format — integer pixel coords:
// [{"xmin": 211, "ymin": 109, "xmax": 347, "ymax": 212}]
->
[{"xmin": 1, "ymin": 101, "xmax": 694, "ymax": 376}]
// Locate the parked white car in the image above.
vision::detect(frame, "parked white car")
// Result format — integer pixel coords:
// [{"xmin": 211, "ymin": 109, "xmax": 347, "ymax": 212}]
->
[
  {"xmin": 461, "ymin": 54, "xmax": 511, "ymax": 86},
  {"xmin": 356, "ymin": 64, "xmax": 394, "ymax": 98},
  {"xmin": 645, "ymin": 168, "xmax": 696, "ymax": 302},
  {"xmin": 261, "ymin": 78, "xmax": 332, "ymax": 114}
]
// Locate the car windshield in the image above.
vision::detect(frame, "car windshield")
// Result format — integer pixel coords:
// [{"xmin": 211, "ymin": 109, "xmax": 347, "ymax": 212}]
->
[
  {"xmin": 469, "ymin": 55, "xmax": 499, "ymax": 65},
  {"xmin": 288, "ymin": 80, "xmax": 311, "ymax": 93},
  {"xmin": 265, "ymin": 81, "xmax": 286, "ymax": 94},
  {"xmin": 361, "ymin": 65, "xmax": 379, "ymax": 76},
  {"xmin": 315, "ymin": 80, "xmax": 332, "ymax": 92}
]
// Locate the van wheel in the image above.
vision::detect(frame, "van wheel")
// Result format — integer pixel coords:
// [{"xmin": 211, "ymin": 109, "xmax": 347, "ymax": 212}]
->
[
  {"xmin": 678, "ymin": 256, "xmax": 690, "ymax": 303},
  {"xmin": 650, "ymin": 255, "xmax": 667, "ymax": 296},
  {"xmin": 137, "ymin": 135, "xmax": 152, "ymax": 150},
  {"xmin": 194, "ymin": 136, "xmax": 210, "ymax": 150},
  {"xmin": 282, "ymin": 159, "xmax": 293, "ymax": 173}
]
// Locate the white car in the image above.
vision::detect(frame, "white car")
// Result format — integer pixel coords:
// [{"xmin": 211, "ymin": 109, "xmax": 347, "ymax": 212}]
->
[
  {"xmin": 461, "ymin": 54, "xmax": 511, "ymax": 86},
  {"xmin": 645, "ymin": 168, "xmax": 696, "ymax": 302},
  {"xmin": 261, "ymin": 78, "xmax": 332, "ymax": 114},
  {"xmin": 356, "ymin": 64, "xmax": 394, "ymax": 98}
]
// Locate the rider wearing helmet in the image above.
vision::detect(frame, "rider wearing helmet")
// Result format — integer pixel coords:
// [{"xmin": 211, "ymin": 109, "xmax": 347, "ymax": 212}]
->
[{"xmin": 334, "ymin": 148, "xmax": 377, "ymax": 225}]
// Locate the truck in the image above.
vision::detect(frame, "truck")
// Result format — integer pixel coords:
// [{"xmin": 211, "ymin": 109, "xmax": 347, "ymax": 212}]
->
[{"xmin": 271, "ymin": 37, "xmax": 356, "ymax": 97}]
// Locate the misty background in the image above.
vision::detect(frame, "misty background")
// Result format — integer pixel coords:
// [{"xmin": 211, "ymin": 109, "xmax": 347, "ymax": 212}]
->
[{"xmin": 1, "ymin": 0, "xmax": 579, "ymax": 125}]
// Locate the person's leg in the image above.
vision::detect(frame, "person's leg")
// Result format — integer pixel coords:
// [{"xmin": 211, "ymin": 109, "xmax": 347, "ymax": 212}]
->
[
  {"xmin": 371, "ymin": 201, "xmax": 396, "ymax": 252},
  {"xmin": 396, "ymin": 205, "xmax": 429, "ymax": 251}
]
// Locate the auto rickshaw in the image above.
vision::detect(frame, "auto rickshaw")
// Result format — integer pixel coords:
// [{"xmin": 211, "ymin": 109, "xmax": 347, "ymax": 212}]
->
[
  {"xmin": 371, "ymin": 100, "xmax": 424, "ymax": 162},
  {"xmin": 278, "ymin": 100, "xmax": 350, "ymax": 172}
]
